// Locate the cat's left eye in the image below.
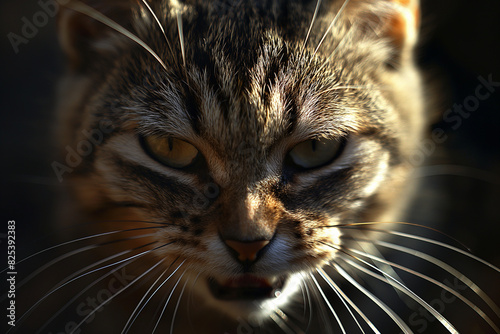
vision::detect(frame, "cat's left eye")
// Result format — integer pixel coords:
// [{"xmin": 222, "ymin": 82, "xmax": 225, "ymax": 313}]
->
[
  {"xmin": 287, "ymin": 138, "xmax": 344, "ymax": 170},
  {"xmin": 141, "ymin": 135, "xmax": 199, "ymax": 169}
]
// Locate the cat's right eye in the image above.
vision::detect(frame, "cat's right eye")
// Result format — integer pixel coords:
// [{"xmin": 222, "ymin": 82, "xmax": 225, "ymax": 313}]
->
[
  {"xmin": 286, "ymin": 138, "xmax": 345, "ymax": 170},
  {"xmin": 141, "ymin": 135, "xmax": 199, "ymax": 169}
]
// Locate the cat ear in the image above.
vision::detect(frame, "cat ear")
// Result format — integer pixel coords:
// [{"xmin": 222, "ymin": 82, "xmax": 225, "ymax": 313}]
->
[
  {"xmin": 57, "ymin": 0, "xmax": 134, "ymax": 70},
  {"xmin": 383, "ymin": 0, "xmax": 420, "ymax": 54},
  {"xmin": 348, "ymin": 0, "xmax": 420, "ymax": 64}
]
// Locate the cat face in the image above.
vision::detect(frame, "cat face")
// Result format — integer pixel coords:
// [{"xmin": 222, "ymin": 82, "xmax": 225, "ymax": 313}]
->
[{"xmin": 55, "ymin": 0, "xmax": 423, "ymax": 317}]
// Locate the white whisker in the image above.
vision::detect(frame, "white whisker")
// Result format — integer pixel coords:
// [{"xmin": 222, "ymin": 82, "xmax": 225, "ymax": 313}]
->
[
  {"xmin": 310, "ymin": 273, "xmax": 347, "ymax": 334},
  {"xmin": 313, "ymin": 0, "xmax": 351, "ymax": 56},
  {"xmin": 12, "ymin": 231, "xmax": 161, "ymax": 293},
  {"xmin": 14, "ymin": 244, "xmax": 96, "ymax": 290},
  {"xmin": 123, "ymin": 259, "xmax": 186, "ymax": 333},
  {"xmin": 316, "ymin": 22, "xmax": 354, "ymax": 73},
  {"xmin": 345, "ymin": 244, "xmax": 500, "ymax": 333},
  {"xmin": 303, "ymin": 0, "xmax": 322, "ymax": 50},
  {"xmin": 0, "ymin": 226, "xmax": 163, "ymax": 275},
  {"xmin": 318, "ymin": 85, "xmax": 390, "ymax": 95},
  {"xmin": 268, "ymin": 310, "xmax": 295, "ymax": 334},
  {"xmin": 300, "ymin": 273, "xmax": 315, "ymax": 332},
  {"xmin": 63, "ymin": 0, "xmax": 167, "ymax": 70},
  {"xmin": 176, "ymin": 12, "xmax": 186, "ymax": 68},
  {"xmin": 170, "ymin": 277, "xmax": 189, "ymax": 334},
  {"xmin": 121, "ymin": 258, "xmax": 177, "ymax": 333},
  {"xmin": 10, "ymin": 248, "xmax": 131, "ymax": 331},
  {"xmin": 317, "ymin": 267, "xmax": 378, "ymax": 333},
  {"xmin": 354, "ymin": 237, "xmax": 500, "ymax": 319},
  {"xmin": 342, "ymin": 225, "xmax": 500, "ymax": 274},
  {"xmin": 355, "ymin": 240, "xmax": 408, "ymax": 305},
  {"xmin": 37, "ymin": 256, "xmax": 163, "ymax": 334},
  {"xmin": 338, "ymin": 255, "xmax": 458, "ymax": 333},
  {"xmin": 332, "ymin": 261, "xmax": 412, "ymax": 333},
  {"xmin": 152, "ymin": 269, "xmax": 186, "ymax": 333},
  {"xmin": 69, "ymin": 259, "xmax": 165, "ymax": 334},
  {"xmin": 9, "ymin": 242, "xmax": 167, "ymax": 332},
  {"xmin": 274, "ymin": 307, "xmax": 305, "ymax": 334},
  {"xmin": 298, "ymin": 276, "xmax": 308, "ymax": 319},
  {"xmin": 122, "ymin": 268, "xmax": 168, "ymax": 333},
  {"xmin": 185, "ymin": 270, "xmax": 204, "ymax": 330},
  {"xmin": 139, "ymin": 0, "xmax": 174, "ymax": 56}
]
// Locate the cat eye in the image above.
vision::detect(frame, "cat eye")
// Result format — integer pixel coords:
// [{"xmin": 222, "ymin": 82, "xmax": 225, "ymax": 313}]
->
[
  {"xmin": 287, "ymin": 138, "xmax": 344, "ymax": 170},
  {"xmin": 141, "ymin": 135, "xmax": 199, "ymax": 169}
]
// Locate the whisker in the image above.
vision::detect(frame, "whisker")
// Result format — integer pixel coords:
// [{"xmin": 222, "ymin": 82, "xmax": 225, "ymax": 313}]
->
[
  {"xmin": 318, "ymin": 85, "xmax": 390, "ymax": 95},
  {"xmin": 316, "ymin": 23, "xmax": 354, "ymax": 73},
  {"xmin": 152, "ymin": 269, "xmax": 187, "ymax": 333},
  {"xmin": 317, "ymin": 268, "xmax": 377, "ymax": 333},
  {"xmin": 138, "ymin": 0, "xmax": 174, "ymax": 56},
  {"xmin": 320, "ymin": 221, "xmax": 471, "ymax": 251},
  {"xmin": 62, "ymin": 0, "xmax": 167, "ymax": 70},
  {"xmin": 176, "ymin": 12, "xmax": 186, "ymax": 69},
  {"xmin": 268, "ymin": 309, "xmax": 295, "ymax": 334},
  {"xmin": 354, "ymin": 240, "xmax": 408, "ymax": 305},
  {"xmin": 331, "ymin": 261, "xmax": 412, "ymax": 333},
  {"xmin": 170, "ymin": 278, "xmax": 189, "ymax": 334},
  {"xmin": 335, "ymin": 252, "xmax": 458, "ymax": 333},
  {"xmin": 303, "ymin": 0, "xmax": 322, "ymax": 50},
  {"xmin": 313, "ymin": 0, "xmax": 351, "ymax": 56},
  {"xmin": 317, "ymin": 85, "xmax": 390, "ymax": 96},
  {"xmin": 274, "ymin": 306, "xmax": 306, "ymax": 334},
  {"xmin": 305, "ymin": 278, "xmax": 336, "ymax": 334},
  {"xmin": 310, "ymin": 273, "xmax": 347, "ymax": 334},
  {"xmin": 344, "ymin": 244, "xmax": 500, "ymax": 333},
  {"xmin": 349, "ymin": 226, "xmax": 499, "ymax": 273},
  {"xmin": 121, "ymin": 271, "xmax": 167, "ymax": 334},
  {"xmin": 2, "ymin": 225, "xmax": 168, "ymax": 275},
  {"xmin": 413, "ymin": 164, "xmax": 500, "ymax": 185},
  {"xmin": 299, "ymin": 273, "xmax": 314, "ymax": 333},
  {"xmin": 10, "ymin": 247, "xmax": 133, "ymax": 331},
  {"xmin": 8, "ymin": 244, "xmax": 97, "ymax": 293},
  {"xmin": 346, "ymin": 236, "xmax": 500, "ymax": 319},
  {"xmin": 298, "ymin": 276, "xmax": 308, "ymax": 319},
  {"xmin": 122, "ymin": 259, "xmax": 185, "ymax": 333},
  {"xmin": 12, "ymin": 230, "xmax": 161, "ymax": 292},
  {"xmin": 185, "ymin": 270, "xmax": 204, "ymax": 332},
  {"xmin": 10, "ymin": 241, "xmax": 167, "ymax": 332},
  {"xmin": 70, "ymin": 258, "xmax": 165, "ymax": 334},
  {"xmin": 36, "ymin": 255, "xmax": 165, "ymax": 334}
]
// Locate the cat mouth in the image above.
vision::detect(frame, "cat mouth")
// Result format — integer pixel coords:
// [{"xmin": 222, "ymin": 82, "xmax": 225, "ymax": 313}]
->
[{"xmin": 208, "ymin": 275, "xmax": 286, "ymax": 300}]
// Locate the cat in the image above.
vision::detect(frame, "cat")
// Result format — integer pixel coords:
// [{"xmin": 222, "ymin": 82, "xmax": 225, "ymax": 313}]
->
[{"xmin": 7, "ymin": 0, "xmax": 500, "ymax": 333}]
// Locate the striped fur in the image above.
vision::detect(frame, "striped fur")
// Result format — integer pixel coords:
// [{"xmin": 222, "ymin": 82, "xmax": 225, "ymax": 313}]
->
[{"xmin": 50, "ymin": 0, "xmax": 431, "ymax": 332}]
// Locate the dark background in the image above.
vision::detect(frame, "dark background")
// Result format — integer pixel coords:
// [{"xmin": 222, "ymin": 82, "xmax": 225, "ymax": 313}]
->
[{"xmin": 1, "ymin": 0, "xmax": 499, "ymax": 332}]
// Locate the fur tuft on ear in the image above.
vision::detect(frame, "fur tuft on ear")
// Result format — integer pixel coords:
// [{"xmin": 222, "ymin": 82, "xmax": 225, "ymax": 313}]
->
[
  {"xmin": 384, "ymin": 0, "xmax": 420, "ymax": 52},
  {"xmin": 57, "ymin": 0, "xmax": 134, "ymax": 71},
  {"xmin": 344, "ymin": 0, "xmax": 420, "ymax": 64}
]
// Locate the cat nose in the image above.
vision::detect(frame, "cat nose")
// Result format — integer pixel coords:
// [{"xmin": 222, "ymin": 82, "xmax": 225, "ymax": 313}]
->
[{"xmin": 224, "ymin": 240, "xmax": 270, "ymax": 263}]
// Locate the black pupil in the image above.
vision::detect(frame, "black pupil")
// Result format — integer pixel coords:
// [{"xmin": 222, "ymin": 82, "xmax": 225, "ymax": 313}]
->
[{"xmin": 311, "ymin": 140, "xmax": 317, "ymax": 152}]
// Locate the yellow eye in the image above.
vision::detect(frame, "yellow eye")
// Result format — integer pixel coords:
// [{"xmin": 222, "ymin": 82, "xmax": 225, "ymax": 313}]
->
[
  {"xmin": 288, "ymin": 138, "xmax": 344, "ymax": 169},
  {"xmin": 142, "ymin": 136, "xmax": 199, "ymax": 168}
]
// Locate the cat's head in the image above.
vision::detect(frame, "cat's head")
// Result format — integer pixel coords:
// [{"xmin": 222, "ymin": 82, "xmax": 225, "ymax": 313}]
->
[{"xmin": 55, "ymin": 0, "xmax": 423, "ymax": 316}]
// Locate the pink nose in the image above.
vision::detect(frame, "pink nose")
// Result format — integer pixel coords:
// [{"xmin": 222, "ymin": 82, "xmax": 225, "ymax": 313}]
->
[{"xmin": 224, "ymin": 240, "xmax": 270, "ymax": 263}]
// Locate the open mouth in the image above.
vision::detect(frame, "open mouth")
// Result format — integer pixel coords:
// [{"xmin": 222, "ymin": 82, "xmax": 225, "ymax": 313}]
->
[{"xmin": 208, "ymin": 275, "xmax": 286, "ymax": 300}]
